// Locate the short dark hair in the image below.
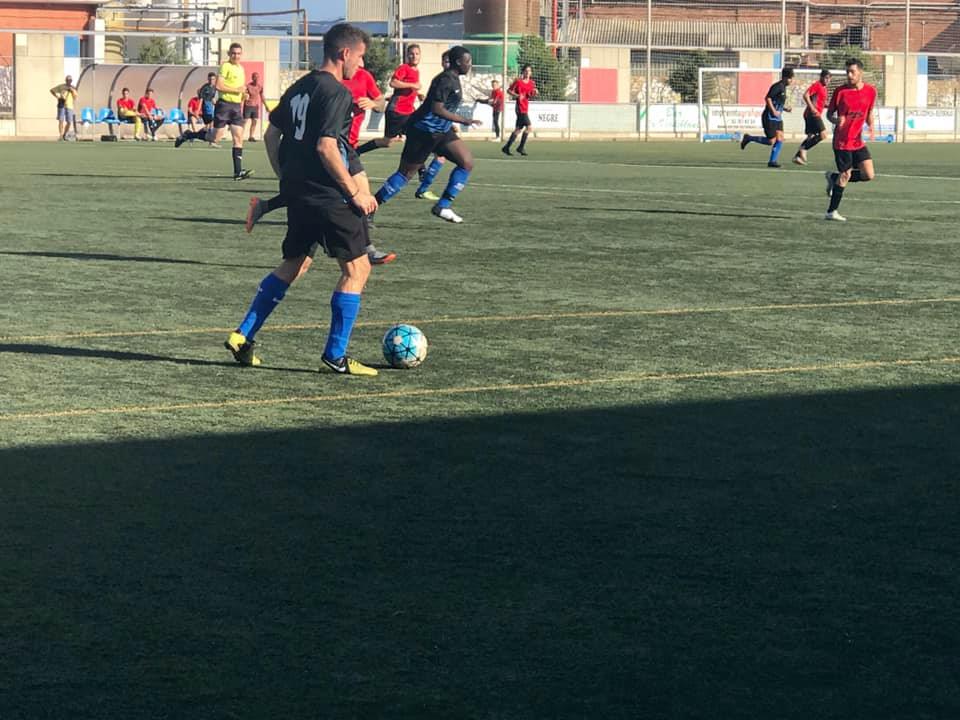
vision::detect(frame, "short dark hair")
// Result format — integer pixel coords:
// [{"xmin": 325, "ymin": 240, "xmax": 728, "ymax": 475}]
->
[
  {"xmin": 121, "ymin": 87, "xmax": 129, "ymax": 93},
  {"xmin": 521, "ymin": 63, "xmax": 532, "ymax": 73},
  {"xmin": 820, "ymin": 68, "xmax": 832, "ymax": 79},
  {"xmin": 447, "ymin": 46, "xmax": 470, "ymax": 69},
  {"xmin": 229, "ymin": 42, "xmax": 242, "ymax": 53},
  {"xmin": 406, "ymin": 44, "xmax": 420, "ymax": 53},
  {"xmin": 781, "ymin": 67, "xmax": 794, "ymax": 80},
  {"xmin": 846, "ymin": 58, "xmax": 864, "ymax": 70},
  {"xmin": 323, "ymin": 23, "xmax": 370, "ymax": 61},
  {"xmin": 146, "ymin": 87, "xmax": 154, "ymax": 93},
  {"xmin": 207, "ymin": 72, "xmax": 216, "ymax": 79}
]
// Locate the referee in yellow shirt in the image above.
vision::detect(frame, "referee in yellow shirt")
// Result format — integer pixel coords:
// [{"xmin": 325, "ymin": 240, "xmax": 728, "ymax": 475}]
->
[{"xmin": 176, "ymin": 42, "xmax": 252, "ymax": 180}]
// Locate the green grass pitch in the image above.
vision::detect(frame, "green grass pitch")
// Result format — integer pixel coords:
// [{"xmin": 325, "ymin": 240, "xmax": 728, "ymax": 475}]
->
[{"xmin": 1, "ymin": 139, "xmax": 958, "ymax": 718}]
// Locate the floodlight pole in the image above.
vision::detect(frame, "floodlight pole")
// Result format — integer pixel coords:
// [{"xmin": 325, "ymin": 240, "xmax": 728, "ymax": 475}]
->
[
  {"xmin": 645, "ymin": 0, "xmax": 651, "ymax": 141},
  {"xmin": 902, "ymin": 0, "xmax": 910, "ymax": 142},
  {"xmin": 501, "ymin": 0, "xmax": 509, "ymax": 142},
  {"xmin": 780, "ymin": 0, "xmax": 786, "ymax": 67}
]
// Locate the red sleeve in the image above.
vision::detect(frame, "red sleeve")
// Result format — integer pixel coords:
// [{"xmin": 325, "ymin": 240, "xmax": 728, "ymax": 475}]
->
[
  {"xmin": 827, "ymin": 87, "xmax": 840, "ymax": 115},
  {"xmin": 530, "ymin": 80, "xmax": 537, "ymax": 96},
  {"xmin": 508, "ymin": 80, "xmax": 519, "ymax": 95},
  {"xmin": 366, "ymin": 71, "xmax": 381, "ymax": 100}
]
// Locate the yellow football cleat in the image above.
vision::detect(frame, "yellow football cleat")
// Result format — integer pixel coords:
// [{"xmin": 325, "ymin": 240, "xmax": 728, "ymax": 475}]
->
[
  {"xmin": 321, "ymin": 355, "xmax": 378, "ymax": 376},
  {"xmin": 224, "ymin": 331, "xmax": 262, "ymax": 366}
]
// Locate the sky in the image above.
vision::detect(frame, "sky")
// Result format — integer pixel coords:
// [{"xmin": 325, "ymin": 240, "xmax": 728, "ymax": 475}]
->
[{"xmin": 250, "ymin": 0, "xmax": 346, "ymax": 24}]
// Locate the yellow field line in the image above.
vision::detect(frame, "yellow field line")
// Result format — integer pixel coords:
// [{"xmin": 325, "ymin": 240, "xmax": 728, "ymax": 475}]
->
[
  {"xmin": 1, "ymin": 296, "xmax": 958, "ymax": 344},
  {"xmin": 3, "ymin": 356, "xmax": 958, "ymax": 422}
]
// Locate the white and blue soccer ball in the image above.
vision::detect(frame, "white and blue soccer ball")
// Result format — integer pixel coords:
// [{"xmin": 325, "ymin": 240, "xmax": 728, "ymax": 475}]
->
[{"xmin": 382, "ymin": 324, "xmax": 428, "ymax": 369}]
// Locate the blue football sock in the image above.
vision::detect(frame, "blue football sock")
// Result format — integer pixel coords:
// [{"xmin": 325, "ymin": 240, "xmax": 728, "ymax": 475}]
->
[
  {"xmin": 375, "ymin": 172, "xmax": 409, "ymax": 205},
  {"xmin": 323, "ymin": 291, "xmax": 362, "ymax": 361},
  {"xmin": 769, "ymin": 140, "xmax": 783, "ymax": 163},
  {"xmin": 237, "ymin": 273, "xmax": 289, "ymax": 341},
  {"xmin": 435, "ymin": 167, "xmax": 471, "ymax": 209},
  {"xmin": 417, "ymin": 158, "xmax": 444, "ymax": 194}
]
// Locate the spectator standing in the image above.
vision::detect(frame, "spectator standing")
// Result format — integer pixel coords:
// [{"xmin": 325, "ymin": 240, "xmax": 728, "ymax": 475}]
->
[
  {"xmin": 243, "ymin": 72, "xmax": 263, "ymax": 142},
  {"xmin": 50, "ymin": 75, "xmax": 78, "ymax": 141}
]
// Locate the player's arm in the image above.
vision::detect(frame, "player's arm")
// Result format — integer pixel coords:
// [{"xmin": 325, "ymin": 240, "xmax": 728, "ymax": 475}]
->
[
  {"xmin": 216, "ymin": 69, "xmax": 243, "ymax": 95},
  {"xmin": 389, "ymin": 69, "xmax": 419, "ymax": 91},
  {"xmin": 50, "ymin": 84, "xmax": 62, "ymax": 98},
  {"xmin": 826, "ymin": 89, "xmax": 840, "ymax": 125},
  {"xmin": 866, "ymin": 102, "xmax": 876, "ymax": 141},
  {"xmin": 764, "ymin": 95, "xmax": 780, "ymax": 118},
  {"xmin": 429, "ymin": 99, "xmax": 480, "ymax": 126},
  {"xmin": 264, "ymin": 123, "xmax": 282, "ymax": 178},
  {"xmin": 357, "ymin": 80, "xmax": 385, "ymax": 113},
  {"xmin": 803, "ymin": 88, "xmax": 818, "ymax": 116},
  {"xmin": 317, "ymin": 137, "xmax": 376, "ymax": 214}
]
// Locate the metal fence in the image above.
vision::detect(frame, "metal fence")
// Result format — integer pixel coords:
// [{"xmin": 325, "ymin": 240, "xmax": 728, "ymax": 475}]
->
[{"xmin": 4, "ymin": 0, "xmax": 960, "ymax": 140}]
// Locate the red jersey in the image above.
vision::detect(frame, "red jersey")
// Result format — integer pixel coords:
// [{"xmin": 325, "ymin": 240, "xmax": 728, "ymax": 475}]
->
[
  {"xmin": 489, "ymin": 87, "xmax": 504, "ymax": 112},
  {"xmin": 138, "ymin": 96, "xmax": 157, "ymax": 115},
  {"xmin": 116, "ymin": 97, "xmax": 134, "ymax": 112},
  {"xmin": 388, "ymin": 63, "xmax": 419, "ymax": 115},
  {"xmin": 342, "ymin": 67, "xmax": 382, "ymax": 148},
  {"xmin": 828, "ymin": 83, "xmax": 877, "ymax": 151},
  {"xmin": 187, "ymin": 96, "xmax": 202, "ymax": 116},
  {"xmin": 509, "ymin": 78, "xmax": 536, "ymax": 114},
  {"xmin": 803, "ymin": 80, "xmax": 829, "ymax": 117}
]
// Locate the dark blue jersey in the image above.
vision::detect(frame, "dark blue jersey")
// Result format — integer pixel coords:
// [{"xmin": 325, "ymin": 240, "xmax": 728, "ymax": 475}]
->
[
  {"xmin": 765, "ymin": 79, "xmax": 789, "ymax": 121},
  {"xmin": 410, "ymin": 70, "xmax": 462, "ymax": 134}
]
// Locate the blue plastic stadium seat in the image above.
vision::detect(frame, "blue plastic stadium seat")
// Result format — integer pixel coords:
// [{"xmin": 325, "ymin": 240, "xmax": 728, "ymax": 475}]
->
[
  {"xmin": 80, "ymin": 106, "xmax": 96, "ymax": 124},
  {"xmin": 167, "ymin": 107, "xmax": 186, "ymax": 125}
]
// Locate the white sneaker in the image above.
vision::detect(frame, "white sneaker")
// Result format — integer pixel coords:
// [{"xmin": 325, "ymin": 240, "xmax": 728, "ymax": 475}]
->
[
  {"xmin": 431, "ymin": 205, "xmax": 463, "ymax": 224},
  {"xmin": 824, "ymin": 210, "xmax": 847, "ymax": 222},
  {"xmin": 792, "ymin": 152, "xmax": 807, "ymax": 165}
]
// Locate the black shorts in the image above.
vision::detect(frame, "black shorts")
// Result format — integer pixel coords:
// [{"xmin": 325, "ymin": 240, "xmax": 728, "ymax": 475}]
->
[
  {"xmin": 761, "ymin": 115, "xmax": 782, "ymax": 139},
  {"xmin": 213, "ymin": 101, "xmax": 244, "ymax": 129},
  {"xmin": 281, "ymin": 193, "xmax": 368, "ymax": 262},
  {"xmin": 242, "ymin": 106, "xmax": 259, "ymax": 120},
  {"xmin": 400, "ymin": 126, "xmax": 458, "ymax": 166},
  {"xmin": 384, "ymin": 110, "xmax": 411, "ymax": 138},
  {"xmin": 515, "ymin": 112, "xmax": 531, "ymax": 129},
  {"xmin": 834, "ymin": 146, "xmax": 872, "ymax": 173},
  {"xmin": 804, "ymin": 114, "xmax": 826, "ymax": 135}
]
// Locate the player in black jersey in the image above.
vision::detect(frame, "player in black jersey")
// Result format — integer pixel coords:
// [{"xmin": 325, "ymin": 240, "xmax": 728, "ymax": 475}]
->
[
  {"xmin": 740, "ymin": 67, "xmax": 794, "ymax": 168},
  {"xmin": 374, "ymin": 46, "xmax": 482, "ymax": 223},
  {"xmin": 224, "ymin": 23, "xmax": 380, "ymax": 376}
]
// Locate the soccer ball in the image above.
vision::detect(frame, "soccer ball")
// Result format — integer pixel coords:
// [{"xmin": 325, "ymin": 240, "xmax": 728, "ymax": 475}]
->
[{"xmin": 382, "ymin": 324, "xmax": 428, "ymax": 369}]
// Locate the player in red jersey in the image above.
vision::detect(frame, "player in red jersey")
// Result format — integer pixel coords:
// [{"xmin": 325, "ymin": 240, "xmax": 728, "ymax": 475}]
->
[
  {"xmin": 792, "ymin": 69, "xmax": 831, "ymax": 165},
  {"xmin": 823, "ymin": 58, "xmax": 877, "ymax": 222},
  {"xmin": 480, "ymin": 79, "xmax": 505, "ymax": 137},
  {"xmin": 502, "ymin": 64, "xmax": 537, "ymax": 156},
  {"xmin": 136, "ymin": 88, "xmax": 165, "ymax": 141},
  {"xmin": 384, "ymin": 44, "xmax": 421, "ymax": 138}
]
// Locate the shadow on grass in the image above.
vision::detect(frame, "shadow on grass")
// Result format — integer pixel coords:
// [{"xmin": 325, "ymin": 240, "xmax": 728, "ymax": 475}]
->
[
  {"xmin": 0, "ymin": 250, "xmax": 273, "ymax": 271},
  {"xmin": 0, "ymin": 343, "xmax": 322, "ymax": 374},
  {"xmin": 558, "ymin": 206, "xmax": 786, "ymax": 220},
  {"xmin": 151, "ymin": 215, "xmax": 286, "ymax": 228},
  {"xmin": 2, "ymin": 385, "xmax": 959, "ymax": 719}
]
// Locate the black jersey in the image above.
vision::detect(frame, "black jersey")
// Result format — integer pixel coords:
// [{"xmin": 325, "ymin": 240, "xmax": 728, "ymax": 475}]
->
[
  {"xmin": 269, "ymin": 69, "xmax": 354, "ymax": 199},
  {"xmin": 409, "ymin": 70, "xmax": 462, "ymax": 134},
  {"xmin": 764, "ymin": 80, "xmax": 789, "ymax": 121}
]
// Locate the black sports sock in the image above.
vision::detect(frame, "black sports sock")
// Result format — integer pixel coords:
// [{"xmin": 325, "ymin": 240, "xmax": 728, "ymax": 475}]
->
[
  {"xmin": 356, "ymin": 140, "xmax": 379, "ymax": 155},
  {"xmin": 801, "ymin": 135, "xmax": 822, "ymax": 151},
  {"xmin": 504, "ymin": 132, "xmax": 516, "ymax": 150},
  {"xmin": 827, "ymin": 183, "xmax": 845, "ymax": 212},
  {"xmin": 849, "ymin": 169, "xmax": 863, "ymax": 182},
  {"xmin": 232, "ymin": 148, "xmax": 242, "ymax": 177},
  {"xmin": 265, "ymin": 194, "xmax": 286, "ymax": 213},
  {"xmin": 517, "ymin": 132, "xmax": 528, "ymax": 151}
]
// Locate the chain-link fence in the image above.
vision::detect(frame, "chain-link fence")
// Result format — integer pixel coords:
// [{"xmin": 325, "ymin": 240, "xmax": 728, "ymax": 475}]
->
[{"xmin": 4, "ymin": 0, "xmax": 960, "ymax": 140}]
